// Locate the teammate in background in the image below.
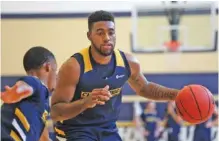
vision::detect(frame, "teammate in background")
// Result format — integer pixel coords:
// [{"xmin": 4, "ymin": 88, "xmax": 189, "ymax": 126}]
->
[
  {"xmin": 51, "ymin": 10, "xmax": 180, "ymax": 141},
  {"xmin": 163, "ymin": 101, "xmax": 183, "ymax": 141},
  {"xmin": 133, "ymin": 101, "xmax": 147, "ymax": 141},
  {"xmin": 140, "ymin": 102, "xmax": 161, "ymax": 141},
  {"xmin": 1, "ymin": 46, "xmax": 57, "ymax": 141},
  {"xmin": 193, "ymin": 106, "xmax": 218, "ymax": 141}
]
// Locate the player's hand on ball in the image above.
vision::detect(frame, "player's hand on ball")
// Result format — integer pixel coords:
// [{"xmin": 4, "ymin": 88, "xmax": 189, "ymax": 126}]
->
[{"xmin": 84, "ymin": 85, "xmax": 112, "ymax": 108}]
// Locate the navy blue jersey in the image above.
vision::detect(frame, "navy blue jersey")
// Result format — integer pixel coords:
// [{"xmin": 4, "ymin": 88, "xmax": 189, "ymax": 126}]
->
[
  {"xmin": 194, "ymin": 120, "xmax": 211, "ymax": 141},
  {"xmin": 1, "ymin": 76, "xmax": 50, "ymax": 141},
  {"xmin": 55, "ymin": 47, "xmax": 131, "ymax": 139},
  {"xmin": 195, "ymin": 112, "xmax": 217, "ymax": 131},
  {"xmin": 141, "ymin": 112, "xmax": 157, "ymax": 134},
  {"xmin": 166, "ymin": 108, "xmax": 180, "ymax": 135},
  {"xmin": 193, "ymin": 111, "xmax": 218, "ymax": 141}
]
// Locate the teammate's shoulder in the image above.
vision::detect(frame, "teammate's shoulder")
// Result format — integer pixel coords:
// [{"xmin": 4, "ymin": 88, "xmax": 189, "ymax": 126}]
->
[
  {"xmin": 19, "ymin": 76, "xmax": 43, "ymax": 90},
  {"xmin": 19, "ymin": 76, "xmax": 41, "ymax": 84}
]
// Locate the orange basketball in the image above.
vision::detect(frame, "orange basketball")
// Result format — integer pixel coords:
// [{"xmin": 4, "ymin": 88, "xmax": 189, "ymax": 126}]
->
[{"xmin": 175, "ymin": 85, "xmax": 215, "ymax": 124}]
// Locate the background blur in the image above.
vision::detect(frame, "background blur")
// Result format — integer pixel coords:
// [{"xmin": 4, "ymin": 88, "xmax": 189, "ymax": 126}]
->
[{"xmin": 1, "ymin": 1, "xmax": 218, "ymax": 141}]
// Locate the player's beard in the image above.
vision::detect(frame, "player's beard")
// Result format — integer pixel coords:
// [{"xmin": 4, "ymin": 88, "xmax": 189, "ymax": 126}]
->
[{"xmin": 91, "ymin": 41, "xmax": 114, "ymax": 56}]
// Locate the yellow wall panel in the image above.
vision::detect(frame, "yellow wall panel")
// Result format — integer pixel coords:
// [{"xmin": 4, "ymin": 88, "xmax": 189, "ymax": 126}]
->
[{"xmin": 1, "ymin": 15, "xmax": 217, "ymax": 75}]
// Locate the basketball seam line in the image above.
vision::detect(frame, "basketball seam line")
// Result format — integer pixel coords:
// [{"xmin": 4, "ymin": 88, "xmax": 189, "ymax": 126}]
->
[
  {"xmin": 175, "ymin": 102, "xmax": 183, "ymax": 117},
  {"xmin": 179, "ymin": 100, "xmax": 200, "ymax": 120},
  {"xmin": 188, "ymin": 86, "xmax": 203, "ymax": 120},
  {"xmin": 200, "ymin": 86, "xmax": 211, "ymax": 119}
]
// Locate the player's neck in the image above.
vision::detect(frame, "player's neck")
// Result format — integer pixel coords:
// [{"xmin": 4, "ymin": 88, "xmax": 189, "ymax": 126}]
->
[
  {"xmin": 27, "ymin": 71, "xmax": 48, "ymax": 86},
  {"xmin": 90, "ymin": 46, "xmax": 112, "ymax": 65}
]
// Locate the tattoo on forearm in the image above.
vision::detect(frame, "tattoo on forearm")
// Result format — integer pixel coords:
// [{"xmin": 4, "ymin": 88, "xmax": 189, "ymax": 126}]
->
[
  {"xmin": 130, "ymin": 74, "xmax": 178, "ymax": 100},
  {"xmin": 146, "ymin": 85, "xmax": 176, "ymax": 100}
]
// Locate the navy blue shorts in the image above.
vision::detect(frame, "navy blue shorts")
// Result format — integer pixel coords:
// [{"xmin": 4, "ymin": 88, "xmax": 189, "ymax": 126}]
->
[
  {"xmin": 61, "ymin": 126, "xmax": 122, "ymax": 141},
  {"xmin": 146, "ymin": 135, "xmax": 156, "ymax": 141},
  {"xmin": 168, "ymin": 133, "xmax": 179, "ymax": 141},
  {"xmin": 193, "ymin": 129, "xmax": 211, "ymax": 141},
  {"xmin": 66, "ymin": 131, "xmax": 121, "ymax": 141}
]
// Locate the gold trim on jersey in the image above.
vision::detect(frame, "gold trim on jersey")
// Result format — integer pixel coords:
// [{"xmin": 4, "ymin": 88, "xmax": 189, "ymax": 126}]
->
[
  {"xmin": 110, "ymin": 87, "xmax": 122, "ymax": 96},
  {"xmin": 15, "ymin": 108, "xmax": 30, "ymax": 132},
  {"xmin": 79, "ymin": 47, "xmax": 93, "ymax": 73},
  {"xmin": 145, "ymin": 117, "xmax": 158, "ymax": 122},
  {"xmin": 41, "ymin": 110, "xmax": 49, "ymax": 124},
  {"xmin": 10, "ymin": 130, "xmax": 22, "ymax": 141},
  {"xmin": 54, "ymin": 127, "xmax": 66, "ymax": 136},
  {"xmin": 79, "ymin": 47, "xmax": 125, "ymax": 73},
  {"xmin": 114, "ymin": 49, "xmax": 125, "ymax": 67},
  {"xmin": 81, "ymin": 87, "xmax": 122, "ymax": 98}
]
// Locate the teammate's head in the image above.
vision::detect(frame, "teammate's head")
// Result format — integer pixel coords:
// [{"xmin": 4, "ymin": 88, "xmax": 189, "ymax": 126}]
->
[
  {"xmin": 146, "ymin": 102, "xmax": 156, "ymax": 111},
  {"xmin": 23, "ymin": 46, "xmax": 57, "ymax": 92},
  {"xmin": 87, "ymin": 10, "xmax": 116, "ymax": 56},
  {"xmin": 168, "ymin": 101, "xmax": 176, "ymax": 107}
]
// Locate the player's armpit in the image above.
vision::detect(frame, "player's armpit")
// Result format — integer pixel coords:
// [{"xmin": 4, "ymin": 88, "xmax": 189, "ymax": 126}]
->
[
  {"xmin": 125, "ymin": 53, "xmax": 179, "ymax": 101},
  {"xmin": 1, "ymin": 81, "xmax": 33, "ymax": 104}
]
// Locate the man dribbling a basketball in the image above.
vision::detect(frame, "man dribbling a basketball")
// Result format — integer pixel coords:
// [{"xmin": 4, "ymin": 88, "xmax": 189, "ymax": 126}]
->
[{"xmin": 50, "ymin": 10, "xmax": 214, "ymax": 141}]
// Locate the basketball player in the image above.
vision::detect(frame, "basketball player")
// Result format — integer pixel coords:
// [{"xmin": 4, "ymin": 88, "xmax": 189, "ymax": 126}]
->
[
  {"xmin": 163, "ymin": 101, "xmax": 183, "ymax": 141},
  {"xmin": 193, "ymin": 106, "xmax": 218, "ymax": 141},
  {"xmin": 1, "ymin": 46, "xmax": 57, "ymax": 141},
  {"xmin": 51, "ymin": 10, "xmax": 179, "ymax": 141},
  {"xmin": 140, "ymin": 102, "xmax": 161, "ymax": 141}
]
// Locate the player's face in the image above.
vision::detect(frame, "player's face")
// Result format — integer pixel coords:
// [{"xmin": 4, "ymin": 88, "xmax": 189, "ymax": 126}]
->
[
  {"xmin": 88, "ymin": 21, "xmax": 116, "ymax": 56},
  {"xmin": 170, "ymin": 101, "xmax": 176, "ymax": 107},
  {"xmin": 47, "ymin": 59, "xmax": 57, "ymax": 92},
  {"xmin": 147, "ymin": 102, "xmax": 156, "ymax": 110}
]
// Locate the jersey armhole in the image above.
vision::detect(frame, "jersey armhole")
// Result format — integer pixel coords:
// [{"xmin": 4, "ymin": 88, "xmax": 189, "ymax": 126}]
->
[
  {"xmin": 120, "ymin": 51, "xmax": 131, "ymax": 78},
  {"xmin": 71, "ymin": 53, "xmax": 84, "ymax": 81}
]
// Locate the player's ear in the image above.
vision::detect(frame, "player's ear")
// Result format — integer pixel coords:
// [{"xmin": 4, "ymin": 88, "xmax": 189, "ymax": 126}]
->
[
  {"xmin": 87, "ymin": 31, "xmax": 91, "ymax": 41},
  {"xmin": 44, "ymin": 62, "xmax": 51, "ymax": 73}
]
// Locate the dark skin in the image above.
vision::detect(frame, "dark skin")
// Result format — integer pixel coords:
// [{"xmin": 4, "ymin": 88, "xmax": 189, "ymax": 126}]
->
[{"xmin": 51, "ymin": 21, "xmax": 179, "ymax": 122}]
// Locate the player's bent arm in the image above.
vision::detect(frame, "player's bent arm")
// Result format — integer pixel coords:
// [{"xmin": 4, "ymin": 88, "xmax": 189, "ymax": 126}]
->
[
  {"xmin": 1, "ymin": 81, "xmax": 33, "ymax": 104},
  {"xmin": 125, "ymin": 53, "xmax": 179, "ymax": 101},
  {"xmin": 51, "ymin": 58, "xmax": 88, "ymax": 122}
]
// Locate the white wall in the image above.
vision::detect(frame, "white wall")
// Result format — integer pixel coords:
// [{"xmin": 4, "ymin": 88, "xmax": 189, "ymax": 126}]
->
[
  {"xmin": 1, "ymin": 1, "xmax": 216, "ymax": 14},
  {"xmin": 1, "ymin": 1, "xmax": 161, "ymax": 13}
]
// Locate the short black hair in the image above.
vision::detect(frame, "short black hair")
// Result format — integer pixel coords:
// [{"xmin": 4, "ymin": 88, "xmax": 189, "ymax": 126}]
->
[
  {"xmin": 23, "ymin": 46, "xmax": 55, "ymax": 72},
  {"xmin": 88, "ymin": 10, "xmax": 115, "ymax": 31}
]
